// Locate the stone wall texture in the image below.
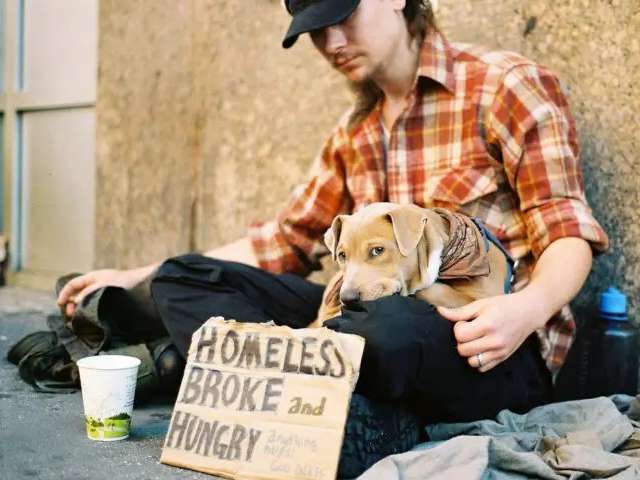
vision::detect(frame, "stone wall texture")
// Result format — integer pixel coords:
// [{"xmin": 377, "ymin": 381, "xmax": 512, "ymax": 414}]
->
[
  {"xmin": 96, "ymin": 1, "xmax": 640, "ymax": 313},
  {"xmin": 96, "ymin": 0, "xmax": 349, "ymax": 275}
]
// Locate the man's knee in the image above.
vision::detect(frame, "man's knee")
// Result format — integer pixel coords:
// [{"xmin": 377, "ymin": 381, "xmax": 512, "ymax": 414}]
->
[
  {"xmin": 152, "ymin": 255, "xmax": 255, "ymax": 299},
  {"xmin": 154, "ymin": 253, "xmax": 225, "ymax": 280},
  {"xmin": 332, "ymin": 295, "xmax": 454, "ymax": 352},
  {"xmin": 153, "ymin": 254, "xmax": 268, "ymax": 290},
  {"xmin": 325, "ymin": 295, "xmax": 456, "ymax": 401}
]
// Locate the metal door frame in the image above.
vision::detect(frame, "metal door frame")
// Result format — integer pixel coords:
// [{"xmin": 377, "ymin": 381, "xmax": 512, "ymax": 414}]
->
[{"xmin": 1, "ymin": 0, "xmax": 96, "ymax": 288}]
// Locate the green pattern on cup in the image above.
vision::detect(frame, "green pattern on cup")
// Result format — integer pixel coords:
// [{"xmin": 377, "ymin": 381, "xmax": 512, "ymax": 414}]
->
[{"xmin": 86, "ymin": 413, "xmax": 131, "ymax": 440}]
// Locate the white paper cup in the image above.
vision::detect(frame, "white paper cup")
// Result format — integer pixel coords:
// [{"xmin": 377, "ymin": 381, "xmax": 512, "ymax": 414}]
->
[{"xmin": 77, "ymin": 355, "xmax": 141, "ymax": 441}]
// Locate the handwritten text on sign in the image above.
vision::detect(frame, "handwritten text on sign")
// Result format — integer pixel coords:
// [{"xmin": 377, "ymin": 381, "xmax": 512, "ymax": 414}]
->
[{"xmin": 160, "ymin": 317, "xmax": 364, "ymax": 480}]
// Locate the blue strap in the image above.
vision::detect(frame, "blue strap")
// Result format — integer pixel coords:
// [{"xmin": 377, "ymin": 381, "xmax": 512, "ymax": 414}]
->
[{"xmin": 471, "ymin": 218, "xmax": 515, "ymax": 294}]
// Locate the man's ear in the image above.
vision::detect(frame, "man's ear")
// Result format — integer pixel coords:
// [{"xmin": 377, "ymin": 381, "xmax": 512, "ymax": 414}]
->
[
  {"xmin": 386, "ymin": 205, "xmax": 428, "ymax": 256},
  {"xmin": 324, "ymin": 215, "xmax": 346, "ymax": 261}
]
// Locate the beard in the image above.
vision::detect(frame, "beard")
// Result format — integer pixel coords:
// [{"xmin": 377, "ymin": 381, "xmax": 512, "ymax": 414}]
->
[{"xmin": 345, "ymin": 77, "xmax": 384, "ymax": 128}]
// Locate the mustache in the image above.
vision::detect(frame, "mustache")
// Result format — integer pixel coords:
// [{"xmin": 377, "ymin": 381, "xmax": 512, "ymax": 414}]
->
[{"xmin": 333, "ymin": 51, "xmax": 356, "ymax": 68}]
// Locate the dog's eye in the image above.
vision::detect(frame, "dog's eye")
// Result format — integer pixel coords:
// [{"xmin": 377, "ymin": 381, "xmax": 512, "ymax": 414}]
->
[
  {"xmin": 337, "ymin": 251, "xmax": 346, "ymax": 262},
  {"xmin": 370, "ymin": 246, "xmax": 385, "ymax": 257}
]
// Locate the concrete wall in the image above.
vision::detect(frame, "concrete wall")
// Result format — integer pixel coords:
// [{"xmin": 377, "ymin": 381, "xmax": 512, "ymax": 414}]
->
[
  {"xmin": 97, "ymin": 1, "xmax": 639, "ymax": 312},
  {"xmin": 436, "ymin": 0, "xmax": 640, "ymax": 312},
  {"xmin": 96, "ymin": 0, "xmax": 349, "ymax": 272},
  {"xmin": 97, "ymin": 1, "xmax": 197, "ymax": 268}
]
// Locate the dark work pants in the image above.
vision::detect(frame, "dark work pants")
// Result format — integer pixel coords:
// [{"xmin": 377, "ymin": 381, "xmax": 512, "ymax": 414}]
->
[{"xmin": 150, "ymin": 254, "xmax": 552, "ymax": 424}]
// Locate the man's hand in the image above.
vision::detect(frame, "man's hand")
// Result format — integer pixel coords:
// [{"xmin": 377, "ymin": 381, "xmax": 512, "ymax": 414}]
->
[
  {"xmin": 439, "ymin": 237, "xmax": 594, "ymax": 372},
  {"xmin": 56, "ymin": 237, "xmax": 259, "ymax": 318},
  {"xmin": 57, "ymin": 266, "xmax": 156, "ymax": 317},
  {"xmin": 437, "ymin": 292, "xmax": 549, "ymax": 373}
]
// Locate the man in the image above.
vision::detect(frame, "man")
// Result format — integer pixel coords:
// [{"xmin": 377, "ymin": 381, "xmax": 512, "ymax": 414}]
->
[{"xmin": 58, "ymin": 0, "xmax": 606, "ymax": 431}]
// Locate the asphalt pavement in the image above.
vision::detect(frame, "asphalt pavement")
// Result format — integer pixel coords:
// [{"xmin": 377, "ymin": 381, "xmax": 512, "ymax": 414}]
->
[{"xmin": 0, "ymin": 287, "xmax": 218, "ymax": 480}]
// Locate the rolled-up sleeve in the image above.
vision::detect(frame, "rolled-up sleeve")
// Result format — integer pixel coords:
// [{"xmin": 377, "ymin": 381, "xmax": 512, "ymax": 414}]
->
[
  {"xmin": 487, "ymin": 63, "xmax": 609, "ymax": 259},
  {"xmin": 248, "ymin": 119, "xmax": 353, "ymax": 275}
]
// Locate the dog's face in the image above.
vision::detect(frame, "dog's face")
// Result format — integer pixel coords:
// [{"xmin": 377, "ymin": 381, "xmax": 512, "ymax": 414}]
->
[{"xmin": 324, "ymin": 203, "xmax": 445, "ymax": 305}]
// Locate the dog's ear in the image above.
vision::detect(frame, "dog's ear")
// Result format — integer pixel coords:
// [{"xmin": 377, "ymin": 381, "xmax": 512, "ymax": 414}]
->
[
  {"xmin": 410, "ymin": 210, "xmax": 448, "ymax": 292},
  {"xmin": 324, "ymin": 215, "xmax": 347, "ymax": 261},
  {"xmin": 386, "ymin": 205, "xmax": 428, "ymax": 256}
]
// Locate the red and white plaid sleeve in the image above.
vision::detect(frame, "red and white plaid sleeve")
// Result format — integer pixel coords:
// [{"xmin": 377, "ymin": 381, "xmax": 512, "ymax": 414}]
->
[
  {"xmin": 487, "ymin": 63, "xmax": 609, "ymax": 259},
  {"xmin": 248, "ymin": 119, "xmax": 353, "ymax": 275}
]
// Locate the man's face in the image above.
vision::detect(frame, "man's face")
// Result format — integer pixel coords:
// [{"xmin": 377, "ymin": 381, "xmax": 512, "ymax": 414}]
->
[{"xmin": 309, "ymin": 0, "xmax": 406, "ymax": 83}]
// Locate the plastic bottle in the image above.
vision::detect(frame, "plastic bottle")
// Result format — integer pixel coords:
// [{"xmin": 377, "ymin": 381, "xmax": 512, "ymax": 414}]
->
[{"xmin": 586, "ymin": 287, "xmax": 639, "ymax": 397}]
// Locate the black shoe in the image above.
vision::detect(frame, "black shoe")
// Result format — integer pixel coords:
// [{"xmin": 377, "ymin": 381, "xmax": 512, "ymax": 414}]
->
[
  {"xmin": 8, "ymin": 331, "xmax": 78, "ymax": 393},
  {"xmin": 107, "ymin": 338, "xmax": 185, "ymax": 405},
  {"xmin": 338, "ymin": 394, "xmax": 424, "ymax": 479},
  {"xmin": 148, "ymin": 337, "xmax": 185, "ymax": 396},
  {"xmin": 7, "ymin": 331, "xmax": 57, "ymax": 365}
]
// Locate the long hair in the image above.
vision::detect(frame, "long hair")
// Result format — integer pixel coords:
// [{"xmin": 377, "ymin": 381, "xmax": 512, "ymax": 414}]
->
[{"xmin": 348, "ymin": 0, "xmax": 438, "ymax": 128}]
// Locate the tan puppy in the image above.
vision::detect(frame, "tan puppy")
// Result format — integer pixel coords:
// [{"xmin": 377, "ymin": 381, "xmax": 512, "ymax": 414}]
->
[{"xmin": 310, "ymin": 202, "xmax": 512, "ymax": 327}]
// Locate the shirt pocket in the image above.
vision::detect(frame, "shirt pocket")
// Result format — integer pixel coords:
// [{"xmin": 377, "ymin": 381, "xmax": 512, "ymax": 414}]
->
[{"xmin": 424, "ymin": 165, "xmax": 499, "ymax": 208}]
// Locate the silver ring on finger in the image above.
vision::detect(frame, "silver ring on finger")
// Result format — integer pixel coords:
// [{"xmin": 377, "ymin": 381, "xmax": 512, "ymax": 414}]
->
[{"xmin": 476, "ymin": 352, "xmax": 484, "ymax": 368}]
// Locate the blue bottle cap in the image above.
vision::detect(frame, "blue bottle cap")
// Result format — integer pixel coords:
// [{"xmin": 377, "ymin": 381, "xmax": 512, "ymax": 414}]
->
[{"xmin": 599, "ymin": 286, "xmax": 628, "ymax": 320}]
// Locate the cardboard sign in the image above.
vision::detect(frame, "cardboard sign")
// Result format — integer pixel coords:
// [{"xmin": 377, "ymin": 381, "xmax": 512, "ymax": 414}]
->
[{"xmin": 161, "ymin": 317, "xmax": 365, "ymax": 480}]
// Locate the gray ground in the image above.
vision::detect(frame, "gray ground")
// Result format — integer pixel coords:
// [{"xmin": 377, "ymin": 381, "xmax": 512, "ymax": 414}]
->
[{"xmin": 0, "ymin": 287, "xmax": 217, "ymax": 480}]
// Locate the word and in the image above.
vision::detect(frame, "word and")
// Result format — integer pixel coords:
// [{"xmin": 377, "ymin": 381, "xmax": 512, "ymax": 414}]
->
[{"xmin": 288, "ymin": 396, "xmax": 326, "ymax": 416}]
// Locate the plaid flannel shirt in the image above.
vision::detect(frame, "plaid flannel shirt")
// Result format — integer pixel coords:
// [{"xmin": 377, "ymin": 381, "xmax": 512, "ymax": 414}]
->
[{"xmin": 249, "ymin": 30, "xmax": 609, "ymax": 373}]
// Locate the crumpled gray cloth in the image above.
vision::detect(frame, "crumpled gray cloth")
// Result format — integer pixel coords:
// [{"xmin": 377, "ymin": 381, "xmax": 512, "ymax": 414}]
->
[
  {"xmin": 47, "ymin": 287, "xmax": 110, "ymax": 362},
  {"xmin": 359, "ymin": 395, "xmax": 640, "ymax": 480},
  {"xmin": 49, "ymin": 274, "xmax": 160, "ymax": 362}
]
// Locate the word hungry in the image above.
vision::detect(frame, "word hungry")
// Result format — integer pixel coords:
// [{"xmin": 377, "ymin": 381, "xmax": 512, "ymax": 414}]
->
[{"xmin": 165, "ymin": 411, "xmax": 261, "ymax": 462}]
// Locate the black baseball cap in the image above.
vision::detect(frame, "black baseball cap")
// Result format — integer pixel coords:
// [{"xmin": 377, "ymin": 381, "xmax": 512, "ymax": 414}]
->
[{"xmin": 282, "ymin": 0, "xmax": 361, "ymax": 49}]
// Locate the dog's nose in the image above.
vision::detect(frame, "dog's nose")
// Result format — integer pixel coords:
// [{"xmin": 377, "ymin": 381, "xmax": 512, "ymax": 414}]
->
[{"xmin": 340, "ymin": 288, "xmax": 361, "ymax": 306}]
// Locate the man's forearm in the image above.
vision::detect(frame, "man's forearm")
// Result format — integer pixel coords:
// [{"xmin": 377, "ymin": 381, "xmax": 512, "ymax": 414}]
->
[
  {"xmin": 203, "ymin": 236, "xmax": 259, "ymax": 267},
  {"xmin": 519, "ymin": 237, "xmax": 593, "ymax": 328},
  {"xmin": 132, "ymin": 262, "xmax": 161, "ymax": 281},
  {"xmin": 130, "ymin": 237, "xmax": 259, "ymax": 284}
]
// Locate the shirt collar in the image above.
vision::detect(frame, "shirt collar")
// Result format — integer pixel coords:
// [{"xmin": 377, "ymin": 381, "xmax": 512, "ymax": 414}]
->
[
  {"xmin": 416, "ymin": 30, "xmax": 456, "ymax": 94},
  {"xmin": 354, "ymin": 30, "xmax": 456, "ymax": 136}
]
